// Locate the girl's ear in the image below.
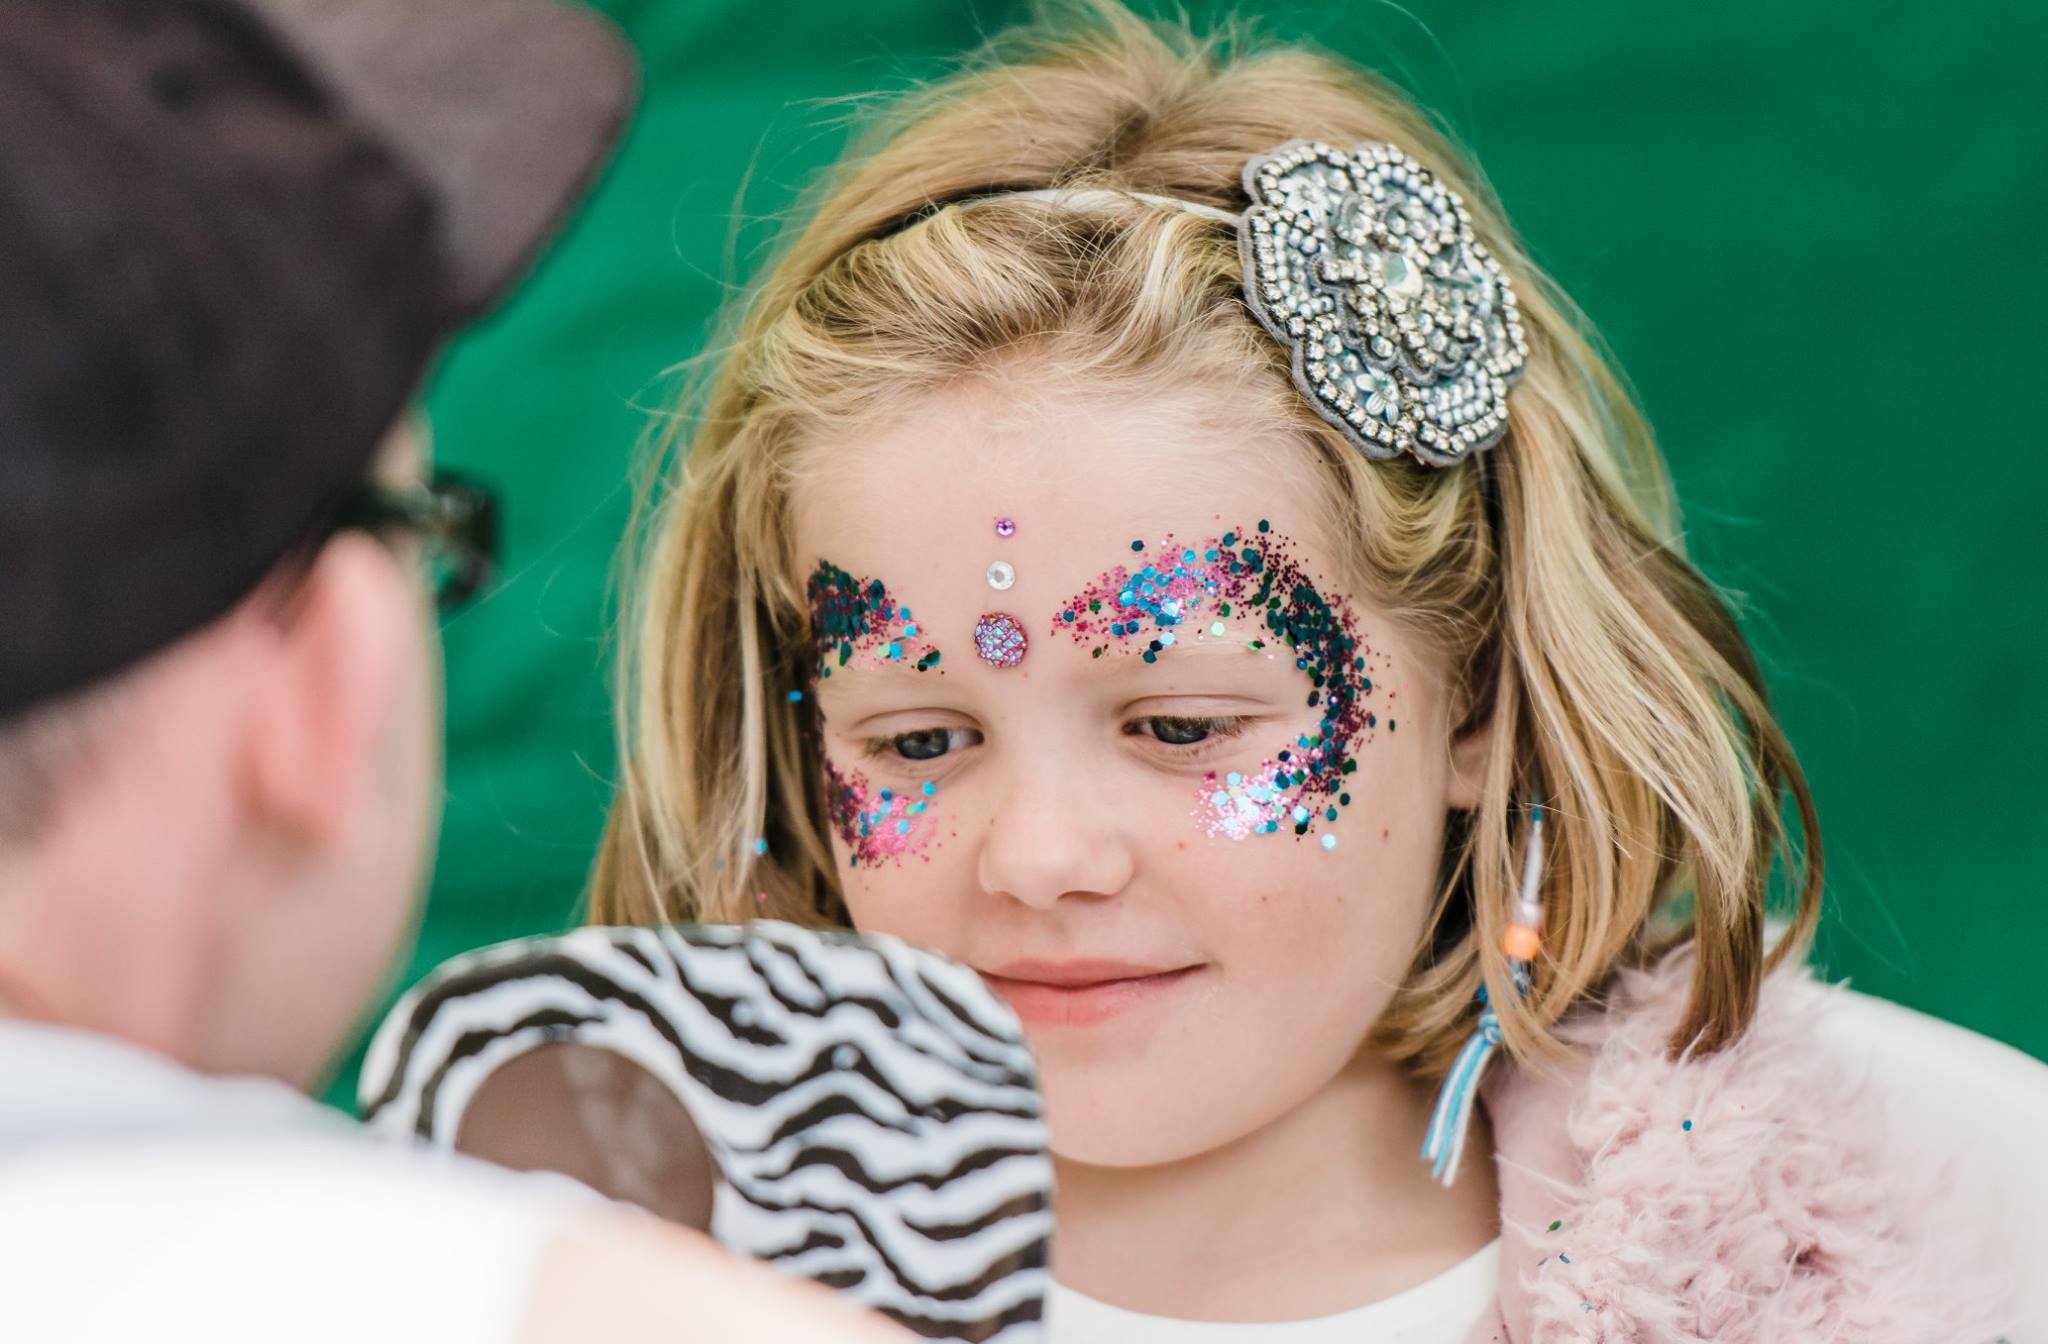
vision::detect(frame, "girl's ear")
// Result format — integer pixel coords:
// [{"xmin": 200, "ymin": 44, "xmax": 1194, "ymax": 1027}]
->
[{"xmin": 1444, "ymin": 697, "xmax": 1494, "ymax": 812}]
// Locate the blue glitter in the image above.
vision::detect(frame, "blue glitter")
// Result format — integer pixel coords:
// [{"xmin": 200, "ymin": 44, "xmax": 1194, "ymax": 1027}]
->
[
  {"xmin": 1131, "ymin": 539, "xmax": 1145, "ymax": 551},
  {"xmin": 886, "ymin": 642, "xmax": 902, "ymax": 660},
  {"xmin": 787, "ymin": 690, "xmax": 803, "ymax": 703},
  {"xmin": 753, "ymin": 837, "xmax": 768, "ymax": 856},
  {"xmin": 1320, "ymin": 834, "xmax": 1337, "ymax": 851},
  {"xmin": 921, "ymin": 781, "xmax": 936, "ymax": 797}
]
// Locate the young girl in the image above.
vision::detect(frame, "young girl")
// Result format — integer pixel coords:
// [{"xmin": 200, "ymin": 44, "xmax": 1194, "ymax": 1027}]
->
[{"xmin": 588, "ymin": 5, "xmax": 2016, "ymax": 1338}]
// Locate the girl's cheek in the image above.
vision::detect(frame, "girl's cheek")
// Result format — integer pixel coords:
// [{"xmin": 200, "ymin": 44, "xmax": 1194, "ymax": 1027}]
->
[
  {"xmin": 841, "ymin": 865, "xmax": 957, "ymax": 953},
  {"xmin": 819, "ymin": 751, "xmax": 948, "ymax": 871}
]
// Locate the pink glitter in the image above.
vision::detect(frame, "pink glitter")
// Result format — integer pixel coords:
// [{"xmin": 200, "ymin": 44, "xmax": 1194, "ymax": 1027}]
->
[
  {"xmin": 1198, "ymin": 760, "xmax": 1289, "ymax": 839},
  {"xmin": 1055, "ymin": 524, "xmax": 1390, "ymax": 842},
  {"xmin": 825, "ymin": 763, "xmax": 941, "ymax": 867}
]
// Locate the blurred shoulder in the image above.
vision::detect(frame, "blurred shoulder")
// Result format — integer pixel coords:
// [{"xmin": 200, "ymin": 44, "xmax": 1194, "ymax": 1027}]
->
[
  {"xmin": 0, "ymin": 1130, "xmax": 590, "ymax": 1343},
  {"xmin": 1482, "ymin": 946, "xmax": 2029, "ymax": 1340}
]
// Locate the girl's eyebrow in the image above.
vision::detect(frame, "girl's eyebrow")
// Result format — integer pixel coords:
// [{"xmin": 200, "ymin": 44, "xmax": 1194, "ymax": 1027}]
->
[{"xmin": 804, "ymin": 558, "xmax": 944, "ymax": 680}]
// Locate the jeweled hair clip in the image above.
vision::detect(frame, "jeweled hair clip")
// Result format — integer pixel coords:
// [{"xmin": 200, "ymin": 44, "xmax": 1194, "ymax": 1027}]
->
[
  {"xmin": 1239, "ymin": 140, "xmax": 1528, "ymax": 467},
  {"xmin": 952, "ymin": 138, "xmax": 1529, "ymax": 468}
]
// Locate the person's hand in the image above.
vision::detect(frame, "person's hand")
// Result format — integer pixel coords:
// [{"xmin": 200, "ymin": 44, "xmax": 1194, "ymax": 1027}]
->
[{"xmin": 519, "ymin": 1207, "xmax": 912, "ymax": 1343}]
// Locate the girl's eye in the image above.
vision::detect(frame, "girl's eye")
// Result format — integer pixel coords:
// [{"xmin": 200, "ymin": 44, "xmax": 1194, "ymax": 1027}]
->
[
  {"xmin": 871, "ymin": 727, "xmax": 981, "ymax": 762},
  {"xmin": 1131, "ymin": 715, "xmax": 1250, "ymax": 750}
]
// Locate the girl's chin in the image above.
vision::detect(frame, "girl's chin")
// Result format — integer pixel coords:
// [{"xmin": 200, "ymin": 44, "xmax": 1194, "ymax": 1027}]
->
[
  {"xmin": 1039, "ymin": 1108, "xmax": 1236, "ymax": 1170},
  {"xmin": 1031, "ymin": 1061, "xmax": 1256, "ymax": 1169}
]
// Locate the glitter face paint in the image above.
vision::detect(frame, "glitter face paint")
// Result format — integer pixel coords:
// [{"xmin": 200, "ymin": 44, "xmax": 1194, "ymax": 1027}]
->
[
  {"xmin": 805, "ymin": 560, "xmax": 943, "ymax": 677},
  {"xmin": 825, "ymin": 763, "xmax": 943, "ymax": 868},
  {"xmin": 805, "ymin": 560, "xmax": 948, "ymax": 867},
  {"xmin": 1051, "ymin": 522, "xmax": 1390, "ymax": 842}
]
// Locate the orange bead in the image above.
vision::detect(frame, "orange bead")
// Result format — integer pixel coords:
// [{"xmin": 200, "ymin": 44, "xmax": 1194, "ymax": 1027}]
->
[{"xmin": 1503, "ymin": 923, "xmax": 1541, "ymax": 961}]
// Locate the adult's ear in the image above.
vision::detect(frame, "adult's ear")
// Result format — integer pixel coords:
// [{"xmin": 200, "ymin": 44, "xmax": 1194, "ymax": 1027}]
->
[{"xmin": 238, "ymin": 533, "xmax": 419, "ymax": 853}]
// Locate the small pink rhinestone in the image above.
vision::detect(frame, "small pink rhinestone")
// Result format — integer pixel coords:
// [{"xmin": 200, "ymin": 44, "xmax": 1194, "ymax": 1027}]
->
[{"xmin": 994, "ymin": 516, "xmax": 1016, "ymax": 538}]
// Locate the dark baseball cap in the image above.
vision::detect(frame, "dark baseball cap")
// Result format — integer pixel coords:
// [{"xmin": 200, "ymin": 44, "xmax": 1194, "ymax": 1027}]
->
[{"xmin": 0, "ymin": 0, "xmax": 635, "ymax": 717}]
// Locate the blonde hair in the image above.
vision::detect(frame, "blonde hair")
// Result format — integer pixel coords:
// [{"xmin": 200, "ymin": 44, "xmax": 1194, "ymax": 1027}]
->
[{"xmin": 591, "ymin": 2, "xmax": 1822, "ymax": 1078}]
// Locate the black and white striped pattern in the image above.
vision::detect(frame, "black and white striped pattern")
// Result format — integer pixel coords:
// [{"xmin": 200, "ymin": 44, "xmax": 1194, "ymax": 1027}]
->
[{"xmin": 360, "ymin": 921, "xmax": 1051, "ymax": 1341}]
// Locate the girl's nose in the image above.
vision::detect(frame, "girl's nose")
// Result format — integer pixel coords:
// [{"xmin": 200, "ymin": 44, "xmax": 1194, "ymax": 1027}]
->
[{"xmin": 974, "ymin": 752, "xmax": 1135, "ymax": 910}]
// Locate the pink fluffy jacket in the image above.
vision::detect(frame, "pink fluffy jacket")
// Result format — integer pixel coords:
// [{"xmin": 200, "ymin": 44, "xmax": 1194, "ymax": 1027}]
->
[{"xmin": 1458, "ymin": 947, "xmax": 2019, "ymax": 1343}]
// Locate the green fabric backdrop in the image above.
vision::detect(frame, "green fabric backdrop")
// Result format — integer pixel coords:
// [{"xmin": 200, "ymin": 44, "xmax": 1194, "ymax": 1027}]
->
[{"xmin": 329, "ymin": 0, "xmax": 2046, "ymax": 1106}]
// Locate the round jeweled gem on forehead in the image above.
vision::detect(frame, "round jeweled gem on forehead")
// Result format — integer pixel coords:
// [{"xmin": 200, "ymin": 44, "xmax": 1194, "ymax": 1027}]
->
[
  {"xmin": 987, "ymin": 560, "xmax": 1015, "ymax": 591},
  {"xmin": 994, "ymin": 516, "xmax": 1016, "ymax": 538},
  {"xmin": 973, "ymin": 612, "xmax": 1027, "ymax": 668}
]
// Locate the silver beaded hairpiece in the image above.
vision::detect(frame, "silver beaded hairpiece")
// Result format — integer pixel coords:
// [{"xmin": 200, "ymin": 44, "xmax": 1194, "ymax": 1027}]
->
[{"xmin": 956, "ymin": 139, "xmax": 1529, "ymax": 469}]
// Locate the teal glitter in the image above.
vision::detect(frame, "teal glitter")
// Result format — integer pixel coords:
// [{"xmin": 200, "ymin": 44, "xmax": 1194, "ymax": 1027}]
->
[
  {"xmin": 806, "ymin": 560, "xmax": 940, "ymax": 677},
  {"xmin": 1054, "ymin": 522, "xmax": 1386, "ymax": 843}
]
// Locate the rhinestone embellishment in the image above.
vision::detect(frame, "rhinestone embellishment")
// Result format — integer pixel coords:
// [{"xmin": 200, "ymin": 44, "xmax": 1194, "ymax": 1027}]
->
[
  {"xmin": 986, "ymin": 560, "xmax": 1015, "ymax": 591},
  {"xmin": 973, "ymin": 613, "xmax": 1028, "ymax": 668},
  {"xmin": 1238, "ymin": 140, "xmax": 1528, "ymax": 467}
]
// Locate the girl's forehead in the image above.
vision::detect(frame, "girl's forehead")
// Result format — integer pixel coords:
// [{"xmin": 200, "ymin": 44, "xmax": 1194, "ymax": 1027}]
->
[{"xmin": 791, "ymin": 383, "xmax": 1339, "ymax": 589}]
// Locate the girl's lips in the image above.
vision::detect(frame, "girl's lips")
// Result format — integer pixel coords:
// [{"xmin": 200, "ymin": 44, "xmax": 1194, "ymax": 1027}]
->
[{"xmin": 978, "ymin": 963, "xmax": 1205, "ymax": 1028}]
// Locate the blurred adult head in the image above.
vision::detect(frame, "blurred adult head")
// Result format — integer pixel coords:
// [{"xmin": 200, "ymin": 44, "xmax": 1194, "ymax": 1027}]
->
[{"xmin": 0, "ymin": 0, "xmax": 632, "ymax": 1088}]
